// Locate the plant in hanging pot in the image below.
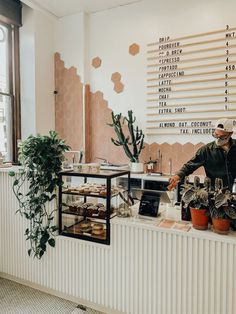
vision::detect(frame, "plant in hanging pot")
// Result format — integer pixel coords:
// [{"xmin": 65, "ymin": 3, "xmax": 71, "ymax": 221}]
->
[
  {"xmin": 9, "ymin": 131, "xmax": 70, "ymax": 259},
  {"xmin": 181, "ymin": 176, "xmax": 211, "ymax": 230},
  {"xmin": 209, "ymin": 178, "xmax": 236, "ymax": 235},
  {"xmin": 108, "ymin": 110, "xmax": 145, "ymax": 173}
]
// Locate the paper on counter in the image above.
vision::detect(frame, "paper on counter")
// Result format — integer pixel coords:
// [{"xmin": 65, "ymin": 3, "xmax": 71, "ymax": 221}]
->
[{"xmin": 157, "ymin": 219, "xmax": 191, "ymax": 232}]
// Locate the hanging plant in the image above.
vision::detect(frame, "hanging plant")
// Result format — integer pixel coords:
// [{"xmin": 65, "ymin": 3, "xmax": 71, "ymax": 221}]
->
[{"xmin": 9, "ymin": 131, "xmax": 70, "ymax": 259}]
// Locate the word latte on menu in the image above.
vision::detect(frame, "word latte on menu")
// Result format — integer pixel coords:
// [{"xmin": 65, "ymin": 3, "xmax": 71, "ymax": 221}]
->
[{"xmin": 146, "ymin": 25, "xmax": 236, "ymax": 136}]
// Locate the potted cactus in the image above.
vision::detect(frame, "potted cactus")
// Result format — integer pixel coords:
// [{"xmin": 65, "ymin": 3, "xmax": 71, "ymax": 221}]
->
[{"xmin": 108, "ymin": 110, "xmax": 145, "ymax": 173}]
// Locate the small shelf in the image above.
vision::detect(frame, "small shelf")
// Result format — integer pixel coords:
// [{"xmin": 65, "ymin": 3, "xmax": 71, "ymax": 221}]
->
[
  {"xmin": 62, "ymin": 208, "xmax": 117, "ymax": 220},
  {"xmin": 60, "ymin": 169, "xmax": 130, "ymax": 179},
  {"xmin": 58, "ymin": 169, "xmax": 130, "ymax": 245},
  {"xmin": 61, "ymin": 220, "xmax": 107, "ymax": 241},
  {"xmin": 62, "ymin": 191, "xmax": 120, "ymax": 199}
]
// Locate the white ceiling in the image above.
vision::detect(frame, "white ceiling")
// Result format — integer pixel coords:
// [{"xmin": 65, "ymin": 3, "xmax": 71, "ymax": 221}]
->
[{"xmin": 22, "ymin": 0, "xmax": 143, "ymax": 18}]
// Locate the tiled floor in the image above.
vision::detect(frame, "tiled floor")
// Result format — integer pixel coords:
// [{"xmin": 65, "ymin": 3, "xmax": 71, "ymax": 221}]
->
[{"xmin": 0, "ymin": 277, "xmax": 105, "ymax": 314}]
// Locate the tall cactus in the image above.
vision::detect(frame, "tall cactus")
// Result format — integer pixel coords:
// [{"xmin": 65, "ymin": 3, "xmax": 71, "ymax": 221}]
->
[{"xmin": 108, "ymin": 110, "xmax": 145, "ymax": 162}]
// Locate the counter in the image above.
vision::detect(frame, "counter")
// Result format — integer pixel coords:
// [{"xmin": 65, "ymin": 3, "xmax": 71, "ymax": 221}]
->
[{"xmin": 0, "ymin": 168, "xmax": 235, "ymax": 314}]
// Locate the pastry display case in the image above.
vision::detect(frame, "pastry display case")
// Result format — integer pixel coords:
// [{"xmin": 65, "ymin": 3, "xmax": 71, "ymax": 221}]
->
[{"xmin": 58, "ymin": 170, "xmax": 130, "ymax": 244}]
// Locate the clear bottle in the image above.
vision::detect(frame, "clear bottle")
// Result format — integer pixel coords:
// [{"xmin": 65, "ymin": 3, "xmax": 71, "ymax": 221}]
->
[
  {"xmin": 232, "ymin": 179, "xmax": 236, "ymax": 199},
  {"xmin": 232, "ymin": 179, "xmax": 236, "ymax": 192}
]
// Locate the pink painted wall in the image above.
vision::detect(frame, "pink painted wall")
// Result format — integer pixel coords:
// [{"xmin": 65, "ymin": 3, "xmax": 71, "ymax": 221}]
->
[
  {"xmin": 54, "ymin": 53, "xmax": 83, "ymax": 151},
  {"xmin": 54, "ymin": 53, "xmax": 205, "ymax": 176}
]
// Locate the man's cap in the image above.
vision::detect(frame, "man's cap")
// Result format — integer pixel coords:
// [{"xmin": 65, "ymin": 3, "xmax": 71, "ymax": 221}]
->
[{"xmin": 214, "ymin": 118, "xmax": 234, "ymax": 132}]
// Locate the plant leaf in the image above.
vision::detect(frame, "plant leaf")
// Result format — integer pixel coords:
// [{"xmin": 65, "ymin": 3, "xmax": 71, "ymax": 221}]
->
[{"xmin": 48, "ymin": 238, "xmax": 55, "ymax": 247}]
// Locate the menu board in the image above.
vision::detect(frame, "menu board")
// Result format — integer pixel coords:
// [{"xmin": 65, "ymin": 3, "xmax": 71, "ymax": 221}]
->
[{"xmin": 146, "ymin": 25, "xmax": 236, "ymax": 136}]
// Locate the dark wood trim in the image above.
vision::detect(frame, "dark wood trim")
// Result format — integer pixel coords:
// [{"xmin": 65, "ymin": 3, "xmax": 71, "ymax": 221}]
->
[
  {"xmin": 0, "ymin": 21, "xmax": 21, "ymax": 163},
  {"xmin": 7, "ymin": 23, "xmax": 14, "ymax": 161},
  {"xmin": 12, "ymin": 26, "xmax": 21, "ymax": 163}
]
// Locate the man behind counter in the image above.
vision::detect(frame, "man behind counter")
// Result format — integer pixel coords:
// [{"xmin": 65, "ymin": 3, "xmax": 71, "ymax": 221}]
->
[{"xmin": 168, "ymin": 118, "xmax": 236, "ymax": 191}]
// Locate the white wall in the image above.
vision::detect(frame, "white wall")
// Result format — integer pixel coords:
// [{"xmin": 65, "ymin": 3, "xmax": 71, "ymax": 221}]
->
[
  {"xmin": 54, "ymin": 12, "xmax": 89, "ymax": 82},
  {"xmin": 88, "ymin": 0, "xmax": 236, "ymax": 144},
  {"xmin": 22, "ymin": 0, "xmax": 236, "ymax": 143},
  {"xmin": 20, "ymin": 4, "xmax": 55, "ymax": 138}
]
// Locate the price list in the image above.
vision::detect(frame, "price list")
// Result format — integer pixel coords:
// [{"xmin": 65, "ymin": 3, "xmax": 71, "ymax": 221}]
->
[{"xmin": 146, "ymin": 25, "xmax": 236, "ymax": 136}]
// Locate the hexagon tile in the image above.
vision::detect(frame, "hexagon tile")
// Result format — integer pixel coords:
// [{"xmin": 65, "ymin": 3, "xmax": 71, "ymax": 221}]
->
[
  {"xmin": 92, "ymin": 57, "xmax": 102, "ymax": 68},
  {"xmin": 114, "ymin": 81, "xmax": 124, "ymax": 93},
  {"xmin": 111, "ymin": 72, "xmax": 121, "ymax": 83},
  {"xmin": 129, "ymin": 43, "xmax": 140, "ymax": 56}
]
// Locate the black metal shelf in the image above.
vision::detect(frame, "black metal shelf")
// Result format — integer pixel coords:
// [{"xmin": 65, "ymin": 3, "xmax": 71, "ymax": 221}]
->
[
  {"xmin": 61, "ymin": 191, "xmax": 120, "ymax": 199},
  {"xmin": 58, "ymin": 169, "xmax": 130, "ymax": 245},
  {"xmin": 60, "ymin": 169, "xmax": 130, "ymax": 179},
  {"xmin": 61, "ymin": 208, "xmax": 116, "ymax": 219},
  {"xmin": 60, "ymin": 232, "xmax": 108, "ymax": 244}
]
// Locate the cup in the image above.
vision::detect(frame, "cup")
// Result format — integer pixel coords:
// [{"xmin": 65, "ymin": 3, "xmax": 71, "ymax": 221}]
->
[
  {"xmin": 73, "ymin": 163, "xmax": 83, "ymax": 172},
  {"xmin": 81, "ymin": 164, "xmax": 90, "ymax": 173},
  {"xmin": 89, "ymin": 163, "xmax": 100, "ymax": 174}
]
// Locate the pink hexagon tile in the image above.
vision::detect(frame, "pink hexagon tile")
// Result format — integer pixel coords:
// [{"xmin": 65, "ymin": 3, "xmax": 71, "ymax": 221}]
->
[
  {"xmin": 129, "ymin": 43, "xmax": 140, "ymax": 56},
  {"xmin": 111, "ymin": 72, "xmax": 121, "ymax": 83},
  {"xmin": 92, "ymin": 57, "xmax": 102, "ymax": 69},
  {"xmin": 114, "ymin": 81, "xmax": 124, "ymax": 93}
]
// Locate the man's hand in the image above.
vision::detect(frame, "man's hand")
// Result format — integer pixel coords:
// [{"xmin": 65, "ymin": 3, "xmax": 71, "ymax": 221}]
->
[{"xmin": 167, "ymin": 175, "xmax": 180, "ymax": 191}]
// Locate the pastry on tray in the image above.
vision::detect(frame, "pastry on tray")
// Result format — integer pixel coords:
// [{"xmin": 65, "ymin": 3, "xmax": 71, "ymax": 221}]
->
[
  {"xmin": 98, "ymin": 207, "xmax": 106, "ymax": 219},
  {"xmin": 80, "ymin": 220, "xmax": 92, "ymax": 232},
  {"xmin": 92, "ymin": 223, "xmax": 104, "ymax": 236}
]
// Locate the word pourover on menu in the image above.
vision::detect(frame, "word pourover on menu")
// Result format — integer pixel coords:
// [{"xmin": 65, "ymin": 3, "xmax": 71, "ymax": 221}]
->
[{"xmin": 146, "ymin": 25, "xmax": 236, "ymax": 136}]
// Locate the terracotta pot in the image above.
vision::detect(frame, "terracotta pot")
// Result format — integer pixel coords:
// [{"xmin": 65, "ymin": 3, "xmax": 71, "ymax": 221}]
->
[
  {"xmin": 212, "ymin": 217, "xmax": 230, "ymax": 235},
  {"xmin": 190, "ymin": 207, "xmax": 209, "ymax": 230}
]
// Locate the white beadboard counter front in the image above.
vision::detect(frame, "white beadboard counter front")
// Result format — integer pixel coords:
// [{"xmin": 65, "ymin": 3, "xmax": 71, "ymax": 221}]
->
[{"xmin": 0, "ymin": 168, "xmax": 236, "ymax": 314}]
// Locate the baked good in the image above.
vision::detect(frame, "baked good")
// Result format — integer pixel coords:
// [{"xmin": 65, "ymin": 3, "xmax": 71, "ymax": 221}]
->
[
  {"xmin": 77, "ymin": 187, "xmax": 84, "ymax": 193},
  {"xmin": 99, "ymin": 190, "xmax": 106, "ymax": 196},
  {"xmin": 77, "ymin": 206, "xmax": 85, "ymax": 216},
  {"xmin": 92, "ymin": 206, "xmax": 99, "ymax": 215},
  {"xmin": 98, "ymin": 206, "xmax": 106, "ymax": 219},
  {"xmin": 67, "ymin": 187, "xmax": 76, "ymax": 193},
  {"xmin": 92, "ymin": 223, "xmax": 104, "ymax": 235},
  {"xmin": 87, "ymin": 206, "xmax": 94, "ymax": 217},
  {"xmin": 69, "ymin": 205, "xmax": 77, "ymax": 212},
  {"xmin": 80, "ymin": 220, "xmax": 91, "ymax": 232},
  {"xmin": 69, "ymin": 201, "xmax": 81, "ymax": 212}
]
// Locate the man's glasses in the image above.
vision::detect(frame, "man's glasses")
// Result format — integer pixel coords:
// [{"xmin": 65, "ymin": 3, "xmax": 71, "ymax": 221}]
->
[{"xmin": 212, "ymin": 132, "xmax": 229, "ymax": 140}]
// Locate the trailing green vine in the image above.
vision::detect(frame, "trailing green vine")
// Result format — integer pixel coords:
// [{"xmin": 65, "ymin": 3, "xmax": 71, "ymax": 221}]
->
[{"xmin": 9, "ymin": 131, "xmax": 70, "ymax": 259}]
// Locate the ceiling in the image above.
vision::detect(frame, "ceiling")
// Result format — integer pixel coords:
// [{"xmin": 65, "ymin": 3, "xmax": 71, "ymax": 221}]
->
[{"xmin": 22, "ymin": 0, "xmax": 143, "ymax": 18}]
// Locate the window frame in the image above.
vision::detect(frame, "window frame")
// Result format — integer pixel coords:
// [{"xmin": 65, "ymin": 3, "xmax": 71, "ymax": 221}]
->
[{"xmin": 0, "ymin": 19, "xmax": 21, "ymax": 163}]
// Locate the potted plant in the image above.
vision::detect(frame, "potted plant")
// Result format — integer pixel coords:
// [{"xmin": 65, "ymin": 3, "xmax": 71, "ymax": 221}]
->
[
  {"xmin": 181, "ymin": 176, "xmax": 211, "ymax": 230},
  {"xmin": 209, "ymin": 178, "xmax": 236, "ymax": 234},
  {"xmin": 108, "ymin": 110, "xmax": 145, "ymax": 173},
  {"xmin": 9, "ymin": 131, "xmax": 70, "ymax": 259}
]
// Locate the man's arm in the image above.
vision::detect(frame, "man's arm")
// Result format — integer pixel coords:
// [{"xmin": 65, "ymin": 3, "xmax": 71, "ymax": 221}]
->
[{"xmin": 168, "ymin": 147, "xmax": 206, "ymax": 190}]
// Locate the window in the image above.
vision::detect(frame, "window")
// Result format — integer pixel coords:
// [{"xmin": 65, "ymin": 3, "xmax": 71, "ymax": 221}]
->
[{"xmin": 0, "ymin": 0, "xmax": 22, "ymax": 163}]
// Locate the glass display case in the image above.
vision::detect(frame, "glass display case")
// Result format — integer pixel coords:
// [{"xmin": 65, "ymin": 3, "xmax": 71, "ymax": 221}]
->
[{"xmin": 58, "ymin": 170, "xmax": 130, "ymax": 245}]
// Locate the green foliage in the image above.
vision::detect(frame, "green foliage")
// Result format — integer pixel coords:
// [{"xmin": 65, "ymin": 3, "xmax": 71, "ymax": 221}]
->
[
  {"xmin": 108, "ymin": 110, "xmax": 145, "ymax": 162},
  {"xmin": 10, "ymin": 131, "xmax": 70, "ymax": 259},
  {"xmin": 181, "ymin": 176, "xmax": 236, "ymax": 219},
  {"xmin": 181, "ymin": 176, "xmax": 210, "ymax": 210}
]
